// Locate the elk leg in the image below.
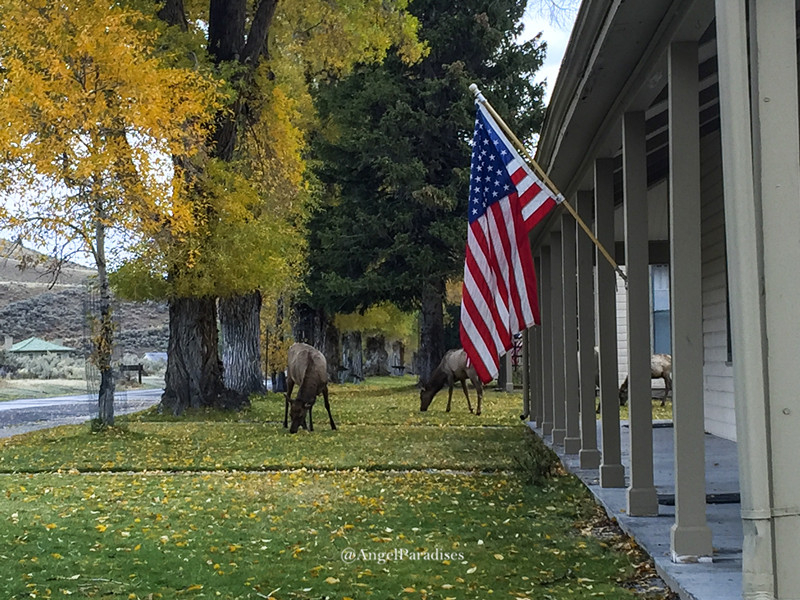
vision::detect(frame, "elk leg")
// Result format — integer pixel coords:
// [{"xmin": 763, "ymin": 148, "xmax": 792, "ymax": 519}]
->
[
  {"xmin": 461, "ymin": 380, "xmax": 473, "ymax": 413},
  {"xmin": 283, "ymin": 377, "xmax": 295, "ymax": 429},
  {"xmin": 446, "ymin": 375, "xmax": 454, "ymax": 412},
  {"xmin": 662, "ymin": 373, "xmax": 673, "ymax": 407},
  {"xmin": 308, "ymin": 405, "xmax": 314, "ymax": 432},
  {"xmin": 467, "ymin": 372, "xmax": 482, "ymax": 415},
  {"xmin": 324, "ymin": 386, "xmax": 337, "ymax": 430}
]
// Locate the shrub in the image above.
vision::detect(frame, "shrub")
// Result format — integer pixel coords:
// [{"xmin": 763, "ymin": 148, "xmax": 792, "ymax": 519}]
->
[
  {"xmin": 514, "ymin": 428, "xmax": 563, "ymax": 486},
  {"xmin": 7, "ymin": 353, "xmax": 85, "ymax": 380}
]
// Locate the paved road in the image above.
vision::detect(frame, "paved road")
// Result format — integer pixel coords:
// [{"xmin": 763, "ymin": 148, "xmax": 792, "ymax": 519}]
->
[{"xmin": 0, "ymin": 388, "xmax": 162, "ymax": 438}]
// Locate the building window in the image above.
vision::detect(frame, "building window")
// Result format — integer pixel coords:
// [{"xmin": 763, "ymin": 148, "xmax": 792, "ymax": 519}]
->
[{"xmin": 651, "ymin": 264, "xmax": 671, "ymax": 355}]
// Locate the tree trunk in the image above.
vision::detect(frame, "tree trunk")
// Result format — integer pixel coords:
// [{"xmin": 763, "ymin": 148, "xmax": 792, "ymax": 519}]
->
[
  {"xmin": 153, "ymin": 0, "xmax": 276, "ymax": 414},
  {"xmin": 322, "ymin": 317, "xmax": 340, "ymax": 382},
  {"xmin": 161, "ymin": 296, "xmax": 248, "ymax": 414},
  {"xmin": 95, "ymin": 209, "xmax": 115, "ymax": 427},
  {"xmin": 292, "ymin": 303, "xmax": 318, "ymax": 345},
  {"xmin": 341, "ymin": 331, "xmax": 363, "ymax": 383},
  {"xmin": 292, "ymin": 304, "xmax": 340, "ymax": 380},
  {"xmin": 391, "ymin": 340, "xmax": 406, "ymax": 376},
  {"xmin": 219, "ymin": 290, "xmax": 265, "ymax": 395},
  {"xmin": 417, "ymin": 280, "xmax": 445, "ymax": 385},
  {"xmin": 364, "ymin": 335, "xmax": 390, "ymax": 376}
]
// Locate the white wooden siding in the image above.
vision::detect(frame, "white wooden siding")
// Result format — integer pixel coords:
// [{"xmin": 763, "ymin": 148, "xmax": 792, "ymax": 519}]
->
[
  {"xmin": 616, "ymin": 270, "xmax": 629, "ymax": 385},
  {"xmin": 700, "ymin": 130, "xmax": 736, "ymax": 441}
]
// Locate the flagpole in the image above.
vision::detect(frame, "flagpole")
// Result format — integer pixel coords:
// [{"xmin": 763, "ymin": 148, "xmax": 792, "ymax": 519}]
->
[{"xmin": 469, "ymin": 83, "xmax": 628, "ymax": 285}]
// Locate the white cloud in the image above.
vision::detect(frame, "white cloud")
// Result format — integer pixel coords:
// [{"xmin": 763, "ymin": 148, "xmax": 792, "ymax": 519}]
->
[{"xmin": 520, "ymin": 8, "xmax": 577, "ymax": 104}]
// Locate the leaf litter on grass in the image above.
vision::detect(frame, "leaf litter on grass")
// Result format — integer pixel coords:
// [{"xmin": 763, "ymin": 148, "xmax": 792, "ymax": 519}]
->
[{"xmin": 0, "ymin": 375, "xmax": 675, "ymax": 599}]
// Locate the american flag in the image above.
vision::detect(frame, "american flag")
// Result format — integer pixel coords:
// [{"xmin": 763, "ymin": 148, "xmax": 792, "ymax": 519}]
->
[{"xmin": 459, "ymin": 103, "xmax": 561, "ymax": 383}]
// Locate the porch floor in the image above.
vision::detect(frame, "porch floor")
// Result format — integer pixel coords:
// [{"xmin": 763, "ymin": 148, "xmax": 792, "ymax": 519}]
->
[{"xmin": 528, "ymin": 420, "xmax": 742, "ymax": 600}]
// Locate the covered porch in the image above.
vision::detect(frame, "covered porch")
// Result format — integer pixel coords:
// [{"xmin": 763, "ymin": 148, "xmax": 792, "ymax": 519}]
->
[
  {"xmin": 533, "ymin": 419, "xmax": 742, "ymax": 599},
  {"xmin": 519, "ymin": 0, "xmax": 800, "ymax": 598}
]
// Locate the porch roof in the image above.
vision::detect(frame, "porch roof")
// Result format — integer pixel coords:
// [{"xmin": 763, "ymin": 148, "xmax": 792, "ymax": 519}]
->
[{"xmin": 530, "ymin": 0, "xmax": 718, "ymax": 245}]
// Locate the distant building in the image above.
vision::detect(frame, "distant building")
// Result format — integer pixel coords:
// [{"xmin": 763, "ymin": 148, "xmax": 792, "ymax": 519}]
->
[{"xmin": 7, "ymin": 337, "xmax": 75, "ymax": 355}]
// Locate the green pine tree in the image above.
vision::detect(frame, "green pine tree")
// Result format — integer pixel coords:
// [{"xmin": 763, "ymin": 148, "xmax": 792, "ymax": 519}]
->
[{"xmin": 306, "ymin": 0, "xmax": 547, "ymax": 382}]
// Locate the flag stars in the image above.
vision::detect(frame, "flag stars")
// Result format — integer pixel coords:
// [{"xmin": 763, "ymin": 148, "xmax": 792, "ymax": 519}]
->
[{"xmin": 468, "ymin": 111, "xmax": 523, "ymax": 223}]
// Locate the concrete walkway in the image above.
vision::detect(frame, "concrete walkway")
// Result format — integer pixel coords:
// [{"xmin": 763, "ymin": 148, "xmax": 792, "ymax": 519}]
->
[{"xmin": 529, "ymin": 420, "xmax": 742, "ymax": 600}]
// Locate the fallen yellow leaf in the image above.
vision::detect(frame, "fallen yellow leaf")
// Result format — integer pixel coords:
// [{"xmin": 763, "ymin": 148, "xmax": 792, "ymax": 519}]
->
[{"xmin": 324, "ymin": 577, "xmax": 340, "ymax": 584}]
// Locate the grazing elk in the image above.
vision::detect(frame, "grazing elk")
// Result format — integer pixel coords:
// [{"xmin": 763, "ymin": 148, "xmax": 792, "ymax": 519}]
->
[
  {"xmin": 284, "ymin": 342, "xmax": 337, "ymax": 434},
  {"xmin": 618, "ymin": 353, "xmax": 672, "ymax": 407},
  {"xmin": 419, "ymin": 349, "xmax": 484, "ymax": 415}
]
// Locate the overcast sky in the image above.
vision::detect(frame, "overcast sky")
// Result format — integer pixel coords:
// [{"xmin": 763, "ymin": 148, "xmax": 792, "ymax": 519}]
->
[{"xmin": 520, "ymin": 5, "xmax": 578, "ymax": 105}]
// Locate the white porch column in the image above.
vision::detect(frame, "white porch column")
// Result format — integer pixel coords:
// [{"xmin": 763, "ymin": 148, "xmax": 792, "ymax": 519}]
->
[
  {"xmin": 505, "ymin": 352, "xmax": 514, "ymax": 393},
  {"xmin": 530, "ymin": 255, "xmax": 543, "ymax": 426},
  {"xmin": 717, "ymin": 1, "xmax": 800, "ymax": 597},
  {"xmin": 715, "ymin": 1, "xmax": 773, "ymax": 592},
  {"xmin": 623, "ymin": 111, "xmax": 658, "ymax": 516},
  {"xmin": 539, "ymin": 245, "xmax": 554, "ymax": 437},
  {"xmin": 577, "ymin": 190, "xmax": 600, "ymax": 469},
  {"xmin": 595, "ymin": 158, "xmax": 625, "ymax": 488},
  {"xmin": 562, "ymin": 212, "xmax": 581, "ymax": 454},
  {"xmin": 550, "ymin": 229, "xmax": 566, "ymax": 446},
  {"xmin": 530, "ymin": 325, "xmax": 543, "ymax": 425},
  {"xmin": 521, "ymin": 330, "xmax": 530, "ymax": 418},
  {"xmin": 667, "ymin": 41, "xmax": 713, "ymax": 561}
]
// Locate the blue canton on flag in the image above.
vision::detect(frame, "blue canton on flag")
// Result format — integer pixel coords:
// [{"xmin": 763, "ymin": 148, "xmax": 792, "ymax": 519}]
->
[{"xmin": 469, "ymin": 110, "xmax": 515, "ymax": 224}]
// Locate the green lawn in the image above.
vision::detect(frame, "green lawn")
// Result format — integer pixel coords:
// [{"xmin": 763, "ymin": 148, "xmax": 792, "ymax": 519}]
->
[{"xmin": 0, "ymin": 376, "xmax": 671, "ymax": 599}]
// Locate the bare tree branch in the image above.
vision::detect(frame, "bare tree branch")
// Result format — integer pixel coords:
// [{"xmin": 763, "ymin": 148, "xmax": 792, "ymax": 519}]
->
[{"xmin": 528, "ymin": 0, "xmax": 579, "ymax": 30}]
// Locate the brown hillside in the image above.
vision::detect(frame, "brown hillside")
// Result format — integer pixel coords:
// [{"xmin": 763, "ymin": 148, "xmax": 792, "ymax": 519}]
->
[{"xmin": 0, "ymin": 240, "xmax": 168, "ymax": 355}]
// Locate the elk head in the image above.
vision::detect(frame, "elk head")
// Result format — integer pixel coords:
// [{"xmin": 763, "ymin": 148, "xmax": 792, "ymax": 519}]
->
[{"xmin": 289, "ymin": 398, "xmax": 315, "ymax": 433}]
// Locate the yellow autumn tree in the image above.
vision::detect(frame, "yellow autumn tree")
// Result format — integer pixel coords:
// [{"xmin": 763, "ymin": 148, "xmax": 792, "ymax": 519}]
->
[
  {"xmin": 0, "ymin": 0, "xmax": 221, "ymax": 425},
  {"xmin": 117, "ymin": 0, "xmax": 427, "ymax": 412}
]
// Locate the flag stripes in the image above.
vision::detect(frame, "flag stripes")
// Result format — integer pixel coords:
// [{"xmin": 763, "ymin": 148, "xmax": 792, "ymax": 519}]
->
[{"xmin": 460, "ymin": 102, "xmax": 560, "ymax": 383}]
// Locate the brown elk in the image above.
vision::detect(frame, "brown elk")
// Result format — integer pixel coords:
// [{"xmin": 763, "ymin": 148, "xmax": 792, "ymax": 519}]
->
[
  {"xmin": 618, "ymin": 353, "xmax": 673, "ymax": 407},
  {"xmin": 419, "ymin": 349, "xmax": 484, "ymax": 415},
  {"xmin": 283, "ymin": 342, "xmax": 337, "ymax": 434}
]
